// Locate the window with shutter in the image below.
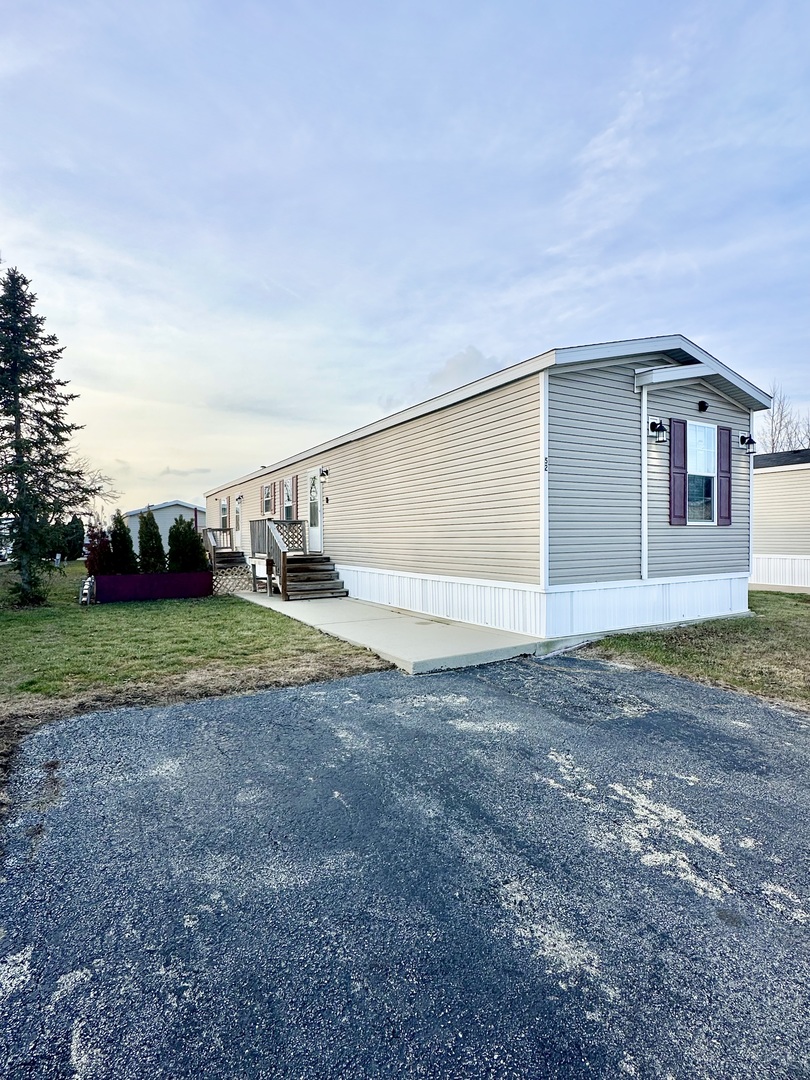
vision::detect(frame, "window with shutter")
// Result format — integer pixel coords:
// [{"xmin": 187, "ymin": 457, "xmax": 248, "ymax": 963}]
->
[{"xmin": 670, "ymin": 421, "xmax": 732, "ymax": 526}]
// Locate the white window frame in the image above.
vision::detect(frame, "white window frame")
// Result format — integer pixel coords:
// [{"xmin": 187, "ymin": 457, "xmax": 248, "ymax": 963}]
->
[
  {"xmin": 220, "ymin": 498, "xmax": 228, "ymax": 531},
  {"xmin": 283, "ymin": 478, "xmax": 294, "ymax": 521},
  {"xmin": 263, "ymin": 484, "xmax": 272, "ymax": 515},
  {"xmin": 686, "ymin": 422, "xmax": 717, "ymax": 525}
]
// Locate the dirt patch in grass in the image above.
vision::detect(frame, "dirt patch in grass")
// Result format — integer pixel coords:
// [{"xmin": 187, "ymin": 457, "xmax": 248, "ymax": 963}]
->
[
  {"xmin": 0, "ymin": 562, "xmax": 391, "ymax": 814},
  {"xmin": 581, "ymin": 589, "xmax": 810, "ymax": 713}
]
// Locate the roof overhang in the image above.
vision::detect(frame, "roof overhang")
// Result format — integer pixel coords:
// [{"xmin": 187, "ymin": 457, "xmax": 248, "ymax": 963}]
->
[
  {"xmin": 621, "ymin": 336, "xmax": 771, "ymax": 412},
  {"xmin": 204, "ymin": 334, "xmax": 771, "ymax": 497}
]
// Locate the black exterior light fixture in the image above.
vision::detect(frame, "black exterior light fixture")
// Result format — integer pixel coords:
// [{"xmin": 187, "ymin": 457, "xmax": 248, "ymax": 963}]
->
[
  {"xmin": 740, "ymin": 433, "xmax": 757, "ymax": 455},
  {"xmin": 319, "ymin": 467, "xmax": 329, "ymax": 482},
  {"xmin": 698, "ymin": 400, "xmax": 709, "ymax": 412},
  {"xmin": 649, "ymin": 419, "xmax": 667, "ymax": 443}
]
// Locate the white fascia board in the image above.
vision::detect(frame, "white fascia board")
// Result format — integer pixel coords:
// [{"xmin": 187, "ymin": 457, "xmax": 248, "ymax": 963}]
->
[
  {"xmin": 204, "ymin": 333, "xmax": 770, "ymax": 497},
  {"xmin": 205, "ymin": 349, "xmax": 558, "ymax": 495},
  {"xmin": 558, "ymin": 334, "xmax": 770, "ymax": 411},
  {"xmin": 553, "ymin": 335, "xmax": 693, "ymax": 365},
  {"xmin": 634, "ymin": 364, "xmax": 715, "ymax": 388}
]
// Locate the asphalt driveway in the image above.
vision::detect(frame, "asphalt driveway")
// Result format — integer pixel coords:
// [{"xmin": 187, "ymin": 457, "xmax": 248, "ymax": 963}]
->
[{"xmin": 0, "ymin": 656, "xmax": 808, "ymax": 1079}]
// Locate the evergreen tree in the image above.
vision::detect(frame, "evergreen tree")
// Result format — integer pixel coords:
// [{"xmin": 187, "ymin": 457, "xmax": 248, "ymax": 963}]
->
[
  {"xmin": 138, "ymin": 509, "xmax": 166, "ymax": 573},
  {"xmin": 109, "ymin": 510, "xmax": 139, "ymax": 574},
  {"xmin": 63, "ymin": 514, "xmax": 85, "ymax": 561},
  {"xmin": 84, "ymin": 523, "xmax": 114, "ymax": 576},
  {"xmin": 0, "ymin": 267, "xmax": 107, "ymax": 604},
  {"xmin": 168, "ymin": 515, "xmax": 209, "ymax": 572}
]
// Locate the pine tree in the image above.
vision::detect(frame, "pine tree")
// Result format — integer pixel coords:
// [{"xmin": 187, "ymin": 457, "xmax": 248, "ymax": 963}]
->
[
  {"xmin": 84, "ymin": 523, "xmax": 114, "ymax": 576},
  {"xmin": 138, "ymin": 509, "xmax": 166, "ymax": 573},
  {"xmin": 63, "ymin": 514, "xmax": 85, "ymax": 561},
  {"xmin": 0, "ymin": 267, "xmax": 107, "ymax": 604},
  {"xmin": 167, "ymin": 515, "xmax": 209, "ymax": 572},
  {"xmin": 109, "ymin": 510, "xmax": 139, "ymax": 574}
]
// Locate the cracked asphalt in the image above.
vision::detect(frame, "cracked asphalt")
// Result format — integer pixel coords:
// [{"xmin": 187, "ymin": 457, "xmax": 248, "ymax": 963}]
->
[{"xmin": 0, "ymin": 655, "xmax": 808, "ymax": 1079}]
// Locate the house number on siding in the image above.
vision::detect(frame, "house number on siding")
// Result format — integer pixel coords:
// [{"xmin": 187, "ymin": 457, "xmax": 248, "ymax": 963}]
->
[{"xmin": 545, "ymin": 457, "xmax": 548, "ymax": 472}]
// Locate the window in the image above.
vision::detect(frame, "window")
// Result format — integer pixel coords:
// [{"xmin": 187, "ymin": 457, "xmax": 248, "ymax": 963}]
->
[
  {"xmin": 283, "ymin": 478, "xmax": 293, "ymax": 520},
  {"xmin": 686, "ymin": 422, "xmax": 716, "ymax": 522},
  {"xmin": 234, "ymin": 499, "xmax": 241, "ymax": 532},
  {"xmin": 670, "ymin": 419, "xmax": 732, "ymax": 527},
  {"xmin": 263, "ymin": 484, "xmax": 272, "ymax": 515},
  {"xmin": 220, "ymin": 498, "xmax": 228, "ymax": 531}
]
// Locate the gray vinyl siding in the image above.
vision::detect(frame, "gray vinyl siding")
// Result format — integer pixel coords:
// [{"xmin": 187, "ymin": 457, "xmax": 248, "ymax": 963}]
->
[
  {"xmin": 753, "ymin": 468, "xmax": 810, "ymax": 555},
  {"xmin": 125, "ymin": 504, "xmax": 205, "ymax": 555},
  {"xmin": 208, "ymin": 376, "xmax": 542, "ymax": 584},
  {"xmin": 548, "ymin": 362, "xmax": 650, "ymax": 585},
  {"xmin": 647, "ymin": 384, "xmax": 750, "ymax": 577}
]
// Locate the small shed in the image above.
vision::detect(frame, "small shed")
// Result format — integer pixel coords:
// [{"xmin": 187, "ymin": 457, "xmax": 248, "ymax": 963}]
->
[
  {"xmin": 751, "ymin": 449, "xmax": 810, "ymax": 593},
  {"xmin": 123, "ymin": 500, "xmax": 206, "ymax": 556}
]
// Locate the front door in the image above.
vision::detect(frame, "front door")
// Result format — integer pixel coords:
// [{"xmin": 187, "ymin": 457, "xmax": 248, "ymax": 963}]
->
[
  {"xmin": 306, "ymin": 471, "xmax": 323, "ymax": 552},
  {"xmin": 234, "ymin": 497, "xmax": 242, "ymax": 550}
]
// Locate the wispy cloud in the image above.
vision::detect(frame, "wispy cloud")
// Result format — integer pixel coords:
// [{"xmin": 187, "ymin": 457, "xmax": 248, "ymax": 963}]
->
[{"xmin": 160, "ymin": 466, "xmax": 211, "ymax": 477}]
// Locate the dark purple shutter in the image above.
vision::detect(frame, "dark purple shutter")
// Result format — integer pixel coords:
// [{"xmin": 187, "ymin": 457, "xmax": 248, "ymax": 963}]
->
[
  {"xmin": 717, "ymin": 427, "xmax": 732, "ymax": 526},
  {"xmin": 292, "ymin": 475, "xmax": 298, "ymax": 518},
  {"xmin": 670, "ymin": 419, "xmax": 687, "ymax": 526}
]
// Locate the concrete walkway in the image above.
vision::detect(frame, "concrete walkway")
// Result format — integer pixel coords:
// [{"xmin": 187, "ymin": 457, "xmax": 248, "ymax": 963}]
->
[{"xmin": 236, "ymin": 592, "xmax": 548, "ymax": 673}]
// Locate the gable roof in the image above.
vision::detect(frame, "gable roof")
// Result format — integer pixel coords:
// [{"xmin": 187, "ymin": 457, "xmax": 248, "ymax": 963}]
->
[
  {"xmin": 205, "ymin": 334, "xmax": 771, "ymax": 496},
  {"xmin": 754, "ymin": 449, "xmax": 810, "ymax": 469},
  {"xmin": 124, "ymin": 500, "xmax": 205, "ymax": 517}
]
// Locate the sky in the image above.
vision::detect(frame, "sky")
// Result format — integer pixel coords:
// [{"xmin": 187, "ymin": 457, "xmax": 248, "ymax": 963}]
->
[{"xmin": 1, "ymin": 0, "xmax": 809, "ymax": 515}]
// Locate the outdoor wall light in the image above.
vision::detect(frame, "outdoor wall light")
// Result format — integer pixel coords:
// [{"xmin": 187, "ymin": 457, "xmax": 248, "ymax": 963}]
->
[
  {"xmin": 698, "ymin": 400, "xmax": 709, "ymax": 412},
  {"xmin": 319, "ymin": 467, "xmax": 329, "ymax": 482},
  {"xmin": 740, "ymin": 433, "xmax": 757, "ymax": 455},
  {"xmin": 649, "ymin": 419, "xmax": 667, "ymax": 443}
]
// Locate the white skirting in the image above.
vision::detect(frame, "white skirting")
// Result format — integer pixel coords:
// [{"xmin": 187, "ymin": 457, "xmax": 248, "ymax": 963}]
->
[
  {"xmin": 335, "ymin": 564, "xmax": 750, "ymax": 640},
  {"xmin": 751, "ymin": 555, "xmax": 810, "ymax": 590}
]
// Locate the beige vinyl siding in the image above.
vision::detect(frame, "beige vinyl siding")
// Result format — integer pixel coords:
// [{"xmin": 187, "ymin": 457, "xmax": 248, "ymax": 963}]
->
[
  {"xmin": 753, "ymin": 467, "xmax": 810, "ymax": 555},
  {"xmin": 207, "ymin": 484, "xmax": 262, "ymax": 543},
  {"xmin": 647, "ymin": 384, "xmax": 750, "ymax": 577},
  {"xmin": 209, "ymin": 376, "xmax": 542, "ymax": 584},
  {"xmin": 547, "ymin": 361, "xmax": 651, "ymax": 585}
]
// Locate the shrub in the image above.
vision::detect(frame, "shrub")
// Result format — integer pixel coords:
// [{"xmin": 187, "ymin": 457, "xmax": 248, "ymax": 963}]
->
[
  {"xmin": 167, "ymin": 516, "xmax": 209, "ymax": 573},
  {"xmin": 64, "ymin": 515, "xmax": 85, "ymax": 561},
  {"xmin": 84, "ymin": 524, "xmax": 114, "ymax": 576},
  {"xmin": 138, "ymin": 509, "xmax": 166, "ymax": 573},
  {"xmin": 109, "ymin": 510, "xmax": 139, "ymax": 574}
]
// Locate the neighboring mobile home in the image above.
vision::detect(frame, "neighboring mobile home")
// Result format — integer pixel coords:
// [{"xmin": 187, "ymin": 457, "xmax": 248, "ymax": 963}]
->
[
  {"xmin": 751, "ymin": 449, "xmax": 810, "ymax": 593},
  {"xmin": 206, "ymin": 335, "xmax": 770, "ymax": 642},
  {"xmin": 124, "ymin": 500, "xmax": 206, "ymax": 555}
]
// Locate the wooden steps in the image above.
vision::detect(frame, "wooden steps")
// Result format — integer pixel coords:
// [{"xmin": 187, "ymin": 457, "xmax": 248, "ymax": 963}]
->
[
  {"xmin": 284, "ymin": 554, "xmax": 347, "ymax": 600},
  {"xmin": 214, "ymin": 549, "xmax": 248, "ymax": 570}
]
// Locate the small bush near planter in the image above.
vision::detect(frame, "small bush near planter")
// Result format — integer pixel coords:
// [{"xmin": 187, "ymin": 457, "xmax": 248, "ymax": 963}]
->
[
  {"xmin": 138, "ymin": 509, "xmax": 166, "ymax": 573},
  {"xmin": 168, "ymin": 516, "xmax": 210, "ymax": 573},
  {"xmin": 109, "ymin": 510, "xmax": 139, "ymax": 574},
  {"xmin": 84, "ymin": 523, "xmax": 114, "ymax": 576}
]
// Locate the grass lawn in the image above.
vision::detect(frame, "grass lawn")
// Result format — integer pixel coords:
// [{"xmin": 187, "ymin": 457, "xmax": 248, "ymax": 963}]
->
[
  {"xmin": 583, "ymin": 589, "xmax": 810, "ymax": 710},
  {"xmin": 0, "ymin": 561, "xmax": 389, "ymax": 803}
]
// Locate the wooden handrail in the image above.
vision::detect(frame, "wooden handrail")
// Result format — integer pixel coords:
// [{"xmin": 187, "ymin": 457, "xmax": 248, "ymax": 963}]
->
[
  {"xmin": 263, "ymin": 520, "xmax": 308, "ymax": 600},
  {"xmin": 206, "ymin": 527, "xmax": 233, "ymax": 549},
  {"xmin": 202, "ymin": 527, "xmax": 233, "ymax": 571}
]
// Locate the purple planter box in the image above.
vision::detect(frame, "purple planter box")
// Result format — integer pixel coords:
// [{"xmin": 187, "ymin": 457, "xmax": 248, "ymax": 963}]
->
[{"xmin": 94, "ymin": 572, "xmax": 213, "ymax": 604}]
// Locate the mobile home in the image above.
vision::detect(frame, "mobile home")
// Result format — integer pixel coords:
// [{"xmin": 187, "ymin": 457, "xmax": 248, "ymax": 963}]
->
[{"xmin": 206, "ymin": 336, "xmax": 770, "ymax": 642}]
